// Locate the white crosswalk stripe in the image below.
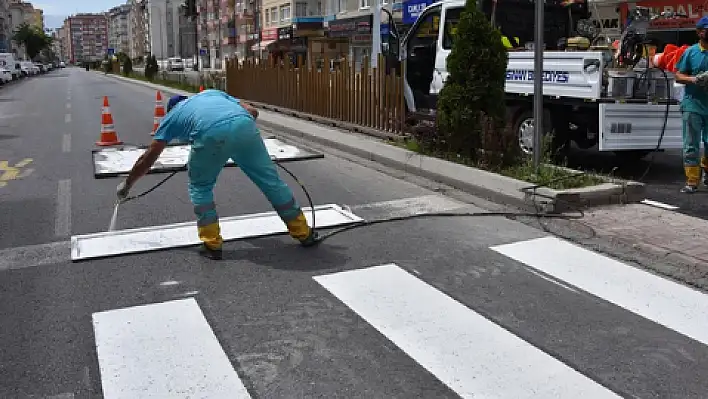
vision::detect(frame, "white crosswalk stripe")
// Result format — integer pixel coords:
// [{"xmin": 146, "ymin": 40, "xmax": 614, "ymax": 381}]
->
[{"xmin": 88, "ymin": 234, "xmax": 708, "ymax": 398}]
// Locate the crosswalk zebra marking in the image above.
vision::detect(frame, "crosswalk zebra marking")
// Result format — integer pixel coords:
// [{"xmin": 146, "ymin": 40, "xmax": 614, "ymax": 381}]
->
[
  {"xmin": 91, "ymin": 297, "xmax": 252, "ymax": 399},
  {"xmin": 491, "ymin": 236, "xmax": 708, "ymax": 346},
  {"xmin": 314, "ymin": 263, "xmax": 620, "ymax": 398}
]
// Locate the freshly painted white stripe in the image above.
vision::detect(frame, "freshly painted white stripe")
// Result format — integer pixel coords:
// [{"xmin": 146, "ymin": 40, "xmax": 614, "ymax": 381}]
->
[
  {"xmin": 71, "ymin": 204, "xmax": 363, "ymax": 261},
  {"xmin": 55, "ymin": 179, "xmax": 71, "ymax": 237},
  {"xmin": 64, "ymin": 113, "xmax": 71, "ymax": 123},
  {"xmin": 641, "ymin": 199, "xmax": 679, "ymax": 210},
  {"xmin": 62, "ymin": 133, "xmax": 71, "ymax": 153},
  {"xmin": 92, "ymin": 298, "xmax": 252, "ymax": 399},
  {"xmin": 348, "ymin": 194, "xmax": 466, "ymax": 218},
  {"xmin": 0, "ymin": 241, "xmax": 70, "ymax": 271},
  {"xmin": 314, "ymin": 264, "xmax": 619, "ymax": 398},
  {"xmin": 491, "ymin": 236, "xmax": 708, "ymax": 346},
  {"xmin": 66, "ymin": 102, "xmax": 71, "ymax": 109}
]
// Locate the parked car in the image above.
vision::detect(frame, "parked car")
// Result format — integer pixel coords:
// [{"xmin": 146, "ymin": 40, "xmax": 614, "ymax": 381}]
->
[
  {"xmin": 167, "ymin": 57, "xmax": 184, "ymax": 72},
  {"xmin": 0, "ymin": 67, "xmax": 12, "ymax": 84}
]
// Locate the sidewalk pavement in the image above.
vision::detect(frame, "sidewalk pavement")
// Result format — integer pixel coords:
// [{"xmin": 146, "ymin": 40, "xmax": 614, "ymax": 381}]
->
[{"xmin": 105, "ymin": 73, "xmax": 708, "ymax": 280}]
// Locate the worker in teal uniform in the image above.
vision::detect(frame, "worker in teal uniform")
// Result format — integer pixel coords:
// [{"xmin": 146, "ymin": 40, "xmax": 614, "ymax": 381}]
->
[
  {"xmin": 116, "ymin": 89, "xmax": 321, "ymax": 260},
  {"xmin": 675, "ymin": 16, "xmax": 708, "ymax": 193}
]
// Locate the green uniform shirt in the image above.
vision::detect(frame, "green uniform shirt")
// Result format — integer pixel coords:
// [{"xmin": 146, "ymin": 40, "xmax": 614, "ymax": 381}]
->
[{"xmin": 676, "ymin": 43, "xmax": 708, "ymax": 115}]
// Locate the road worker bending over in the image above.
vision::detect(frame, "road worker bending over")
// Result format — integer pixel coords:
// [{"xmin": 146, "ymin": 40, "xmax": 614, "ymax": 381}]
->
[{"xmin": 116, "ymin": 89, "xmax": 322, "ymax": 260}]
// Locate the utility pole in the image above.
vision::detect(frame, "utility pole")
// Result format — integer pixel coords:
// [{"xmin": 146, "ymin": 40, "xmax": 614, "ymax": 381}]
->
[{"xmin": 532, "ymin": 0, "xmax": 543, "ymax": 173}]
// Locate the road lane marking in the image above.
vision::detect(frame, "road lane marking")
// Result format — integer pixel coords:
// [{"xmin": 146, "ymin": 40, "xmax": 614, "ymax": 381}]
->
[
  {"xmin": 91, "ymin": 297, "xmax": 253, "ymax": 399},
  {"xmin": 314, "ymin": 264, "xmax": 620, "ymax": 398},
  {"xmin": 66, "ymin": 102, "xmax": 71, "ymax": 109},
  {"xmin": 641, "ymin": 199, "xmax": 679, "ymax": 210},
  {"xmin": 491, "ymin": 236, "xmax": 708, "ymax": 346},
  {"xmin": 55, "ymin": 179, "xmax": 72, "ymax": 237},
  {"xmin": 65, "ymin": 113, "xmax": 71, "ymax": 123},
  {"xmin": 62, "ymin": 133, "xmax": 71, "ymax": 153},
  {"xmin": 0, "ymin": 158, "xmax": 34, "ymax": 188}
]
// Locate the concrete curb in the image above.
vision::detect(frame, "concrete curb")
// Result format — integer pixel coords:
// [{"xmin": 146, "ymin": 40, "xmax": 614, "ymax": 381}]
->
[{"xmin": 107, "ymin": 73, "xmax": 646, "ymax": 213}]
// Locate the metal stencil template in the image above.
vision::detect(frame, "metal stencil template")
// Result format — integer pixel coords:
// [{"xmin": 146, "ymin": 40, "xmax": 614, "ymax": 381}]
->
[
  {"xmin": 91, "ymin": 137, "xmax": 324, "ymax": 178},
  {"xmin": 71, "ymin": 204, "xmax": 363, "ymax": 261}
]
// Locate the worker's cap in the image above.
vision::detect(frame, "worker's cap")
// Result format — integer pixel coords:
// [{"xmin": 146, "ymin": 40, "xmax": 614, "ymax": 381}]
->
[
  {"xmin": 166, "ymin": 95, "xmax": 188, "ymax": 112},
  {"xmin": 697, "ymin": 16, "xmax": 708, "ymax": 29}
]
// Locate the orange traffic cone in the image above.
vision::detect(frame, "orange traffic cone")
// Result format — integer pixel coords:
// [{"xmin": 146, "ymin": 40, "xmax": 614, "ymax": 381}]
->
[
  {"xmin": 96, "ymin": 96, "xmax": 123, "ymax": 146},
  {"xmin": 151, "ymin": 91, "xmax": 165, "ymax": 135},
  {"xmin": 199, "ymin": 85, "xmax": 204, "ymax": 92}
]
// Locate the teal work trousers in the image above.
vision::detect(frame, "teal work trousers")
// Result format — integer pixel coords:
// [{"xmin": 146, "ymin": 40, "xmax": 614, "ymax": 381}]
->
[
  {"xmin": 186, "ymin": 115, "xmax": 305, "ymax": 248},
  {"xmin": 681, "ymin": 111, "xmax": 708, "ymax": 186}
]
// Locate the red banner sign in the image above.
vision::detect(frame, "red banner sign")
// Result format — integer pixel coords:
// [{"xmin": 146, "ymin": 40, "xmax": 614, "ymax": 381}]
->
[
  {"xmin": 261, "ymin": 28, "xmax": 278, "ymax": 41},
  {"xmin": 620, "ymin": 1, "xmax": 708, "ymax": 29}
]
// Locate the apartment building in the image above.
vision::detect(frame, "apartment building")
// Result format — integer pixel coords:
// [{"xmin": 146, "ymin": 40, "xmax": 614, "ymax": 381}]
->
[
  {"xmin": 64, "ymin": 13, "xmax": 109, "ymax": 64},
  {"xmin": 146, "ymin": 0, "xmax": 185, "ymax": 60},
  {"xmin": 108, "ymin": 4, "xmax": 131, "ymax": 55},
  {"xmin": 0, "ymin": 0, "xmax": 9, "ymax": 52},
  {"xmin": 128, "ymin": 0, "xmax": 150, "ymax": 59},
  {"xmin": 30, "ymin": 6, "xmax": 41, "ymax": 29},
  {"xmin": 8, "ymin": 1, "xmax": 36, "ymax": 59},
  {"xmin": 52, "ymin": 26, "xmax": 68, "ymax": 61}
]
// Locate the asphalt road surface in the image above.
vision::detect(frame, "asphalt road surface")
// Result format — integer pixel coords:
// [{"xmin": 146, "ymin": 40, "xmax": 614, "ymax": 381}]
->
[{"xmin": 1, "ymin": 68, "xmax": 708, "ymax": 399}]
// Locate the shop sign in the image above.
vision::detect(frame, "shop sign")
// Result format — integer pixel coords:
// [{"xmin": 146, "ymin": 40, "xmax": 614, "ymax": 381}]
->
[
  {"xmin": 620, "ymin": 1, "xmax": 708, "ymax": 30},
  {"xmin": 278, "ymin": 26, "xmax": 293, "ymax": 40},
  {"xmin": 327, "ymin": 15, "xmax": 372, "ymax": 38},
  {"xmin": 294, "ymin": 22, "xmax": 325, "ymax": 37},
  {"xmin": 404, "ymin": 0, "xmax": 432, "ymax": 25},
  {"xmin": 261, "ymin": 28, "xmax": 278, "ymax": 41}
]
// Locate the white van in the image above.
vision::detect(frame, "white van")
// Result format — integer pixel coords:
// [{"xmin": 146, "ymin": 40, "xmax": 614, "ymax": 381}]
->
[{"xmin": 0, "ymin": 53, "xmax": 22, "ymax": 80}]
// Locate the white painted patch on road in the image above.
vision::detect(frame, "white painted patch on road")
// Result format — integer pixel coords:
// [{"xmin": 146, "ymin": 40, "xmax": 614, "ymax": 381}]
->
[
  {"xmin": 64, "ymin": 113, "xmax": 71, "ymax": 123},
  {"xmin": 66, "ymin": 102, "xmax": 71, "ymax": 109},
  {"xmin": 0, "ymin": 240, "xmax": 71, "ymax": 271},
  {"xmin": 641, "ymin": 199, "xmax": 679, "ymax": 210},
  {"xmin": 491, "ymin": 236, "xmax": 708, "ymax": 346},
  {"xmin": 349, "ymin": 194, "xmax": 467, "ymax": 218},
  {"xmin": 71, "ymin": 204, "xmax": 363, "ymax": 261},
  {"xmin": 92, "ymin": 297, "xmax": 252, "ymax": 399},
  {"xmin": 55, "ymin": 179, "xmax": 71, "ymax": 237},
  {"xmin": 314, "ymin": 264, "xmax": 620, "ymax": 398},
  {"xmin": 62, "ymin": 133, "xmax": 71, "ymax": 153}
]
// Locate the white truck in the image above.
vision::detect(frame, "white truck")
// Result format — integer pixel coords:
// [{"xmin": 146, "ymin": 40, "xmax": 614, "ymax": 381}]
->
[{"xmin": 392, "ymin": 0, "xmax": 682, "ymax": 161}]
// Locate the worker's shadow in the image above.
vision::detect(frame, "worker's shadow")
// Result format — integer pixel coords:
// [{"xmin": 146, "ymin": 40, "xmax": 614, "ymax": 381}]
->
[{"xmin": 180, "ymin": 236, "xmax": 350, "ymax": 272}]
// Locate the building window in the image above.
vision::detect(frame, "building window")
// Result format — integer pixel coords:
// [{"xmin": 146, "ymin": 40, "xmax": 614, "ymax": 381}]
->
[
  {"xmin": 338, "ymin": 0, "xmax": 346, "ymax": 13},
  {"xmin": 280, "ymin": 4, "xmax": 290, "ymax": 21},
  {"xmin": 295, "ymin": 2, "xmax": 307, "ymax": 17},
  {"xmin": 270, "ymin": 8, "xmax": 277, "ymax": 24},
  {"xmin": 359, "ymin": 0, "xmax": 370, "ymax": 9},
  {"xmin": 265, "ymin": 11, "xmax": 270, "ymax": 25}
]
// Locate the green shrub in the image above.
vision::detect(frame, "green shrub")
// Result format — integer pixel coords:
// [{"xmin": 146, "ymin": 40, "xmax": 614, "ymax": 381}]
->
[
  {"xmin": 434, "ymin": 0, "xmax": 519, "ymax": 169},
  {"xmin": 123, "ymin": 57, "xmax": 133, "ymax": 76},
  {"xmin": 145, "ymin": 54, "xmax": 159, "ymax": 80}
]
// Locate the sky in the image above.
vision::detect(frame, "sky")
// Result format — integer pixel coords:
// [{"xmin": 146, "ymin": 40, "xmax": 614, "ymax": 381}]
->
[{"xmin": 35, "ymin": 0, "xmax": 121, "ymax": 29}]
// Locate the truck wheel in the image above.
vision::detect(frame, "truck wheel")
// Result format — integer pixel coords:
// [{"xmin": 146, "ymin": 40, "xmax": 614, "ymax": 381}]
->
[{"xmin": 513, "ymin": 109, "xmax": 552, "ymax": 156}]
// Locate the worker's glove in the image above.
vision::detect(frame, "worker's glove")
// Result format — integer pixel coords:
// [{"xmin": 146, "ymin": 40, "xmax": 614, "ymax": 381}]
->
[
  {"xmin": 696, "ymin": 72, "xmax": 708, "ymax": 88},
  {"xmin": 116, "ymin": 180, "xmax": 130, "ymax": 201}
]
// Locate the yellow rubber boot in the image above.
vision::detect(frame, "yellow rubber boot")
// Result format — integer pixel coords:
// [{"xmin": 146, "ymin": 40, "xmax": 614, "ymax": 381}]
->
[
  {"xmin": 198, "ymin": 222, "xmax": 223, "ymax": 250},
  {"xmin": 285, "ymin": 212, "xmax": 311, "ymax": 241}
]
